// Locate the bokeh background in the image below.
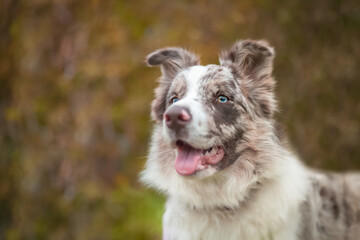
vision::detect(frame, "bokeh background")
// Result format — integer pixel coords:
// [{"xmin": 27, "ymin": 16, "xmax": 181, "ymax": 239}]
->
[{"xmin": 0, "ymin": 0, "xmax": 359, "ymax": 239}]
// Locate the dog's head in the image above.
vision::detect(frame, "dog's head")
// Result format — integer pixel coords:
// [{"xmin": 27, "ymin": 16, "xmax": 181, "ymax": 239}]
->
[{"xmin": 146, "ymin": 40, "xmax": 277, "ymax": 179}]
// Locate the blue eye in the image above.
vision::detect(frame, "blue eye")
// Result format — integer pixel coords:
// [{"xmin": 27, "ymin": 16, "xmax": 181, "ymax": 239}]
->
[
  {"xmin": 218, "ymin": 95, "xmax": 228, "ymax": 103},
  {"xmin": 171, "ymin": 97, "xmax": 179, "ymax": 104}
]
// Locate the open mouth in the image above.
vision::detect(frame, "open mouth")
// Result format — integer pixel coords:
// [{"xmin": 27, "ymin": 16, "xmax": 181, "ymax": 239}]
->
[{"xmin": 175, "ymin": 140, "xmax": 225, "ymax": 176}]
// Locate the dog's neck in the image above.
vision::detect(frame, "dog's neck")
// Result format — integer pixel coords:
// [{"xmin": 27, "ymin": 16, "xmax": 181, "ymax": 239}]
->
[{"xmin": 165, "ymin": 157, "xmax": 310, "ymax": 239}]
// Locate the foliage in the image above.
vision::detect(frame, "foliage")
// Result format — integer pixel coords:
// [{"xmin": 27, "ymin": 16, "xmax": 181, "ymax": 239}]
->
[{"xmin": 0, "ymin": 0, "xmax": 359, "ymax": 239}]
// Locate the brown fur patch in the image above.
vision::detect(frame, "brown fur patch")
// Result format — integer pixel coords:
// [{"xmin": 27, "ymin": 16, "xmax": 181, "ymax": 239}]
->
[
  {"xmin": 220, "ymin": 40, "xmax": 277, "ymax": 118},
  {"xmin": 167, "ymin": 74, "xmax": 188, "ymax": 102}
]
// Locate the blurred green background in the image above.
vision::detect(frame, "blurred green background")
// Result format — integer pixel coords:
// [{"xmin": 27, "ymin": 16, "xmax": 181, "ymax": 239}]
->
[{"xmin": 0, "ymin": 0, "xmax": 359, "ymax": 239}]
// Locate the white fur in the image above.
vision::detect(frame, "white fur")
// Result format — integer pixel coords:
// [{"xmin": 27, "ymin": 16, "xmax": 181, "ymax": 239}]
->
[
  {"xmin": 141, "ymin": 124, "xmax": 310, "ymax": 240},
  {"xmin": 163, "ymin": 66, "xmax": 217, "ymax": 149}
]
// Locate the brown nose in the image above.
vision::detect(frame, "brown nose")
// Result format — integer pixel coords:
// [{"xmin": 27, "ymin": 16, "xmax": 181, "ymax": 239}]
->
[{"xmin": 164, "ymin": 106, "xmax": 191, "ymax": 131}]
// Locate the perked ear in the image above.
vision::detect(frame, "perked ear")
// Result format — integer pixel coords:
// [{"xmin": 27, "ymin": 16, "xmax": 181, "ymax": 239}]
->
[
  {"xmin": 146, "ymin": 47, "xmax": 200, "ymax": 80},
  {"xmin": 219, "ymin": 39, "xmax": 275, "ymax": 79},
  {"xmin": 220, "ymin": 40, "xmax": 277, "ymax": 118}
]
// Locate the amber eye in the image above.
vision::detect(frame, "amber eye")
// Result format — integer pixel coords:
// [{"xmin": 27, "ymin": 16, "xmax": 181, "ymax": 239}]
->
[{"xmin": 217, "ymin": 95, "xmax": 228, "ymax": 103}]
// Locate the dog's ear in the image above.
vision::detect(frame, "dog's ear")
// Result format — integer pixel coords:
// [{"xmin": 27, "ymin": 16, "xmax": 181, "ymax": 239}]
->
[
  {"xmin": 146, "ymin": 48, "xmax": 200, "ymax": 80},
  {"xmin": 146, "ymin": 48, "xmax": 200, "ymax": 122},
  {"xmin": 220, "ymin": 40, "xmax": 276, "ymax": 118},
  {"xmin": 219, "ymin": 39, "xmax": 274, "ymax": 80}
]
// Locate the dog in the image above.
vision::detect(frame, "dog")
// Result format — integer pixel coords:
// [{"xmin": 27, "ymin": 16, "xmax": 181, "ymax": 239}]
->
[{"xmin": 140, "ymin": 40, "xmax": 360, "ymax": 240}]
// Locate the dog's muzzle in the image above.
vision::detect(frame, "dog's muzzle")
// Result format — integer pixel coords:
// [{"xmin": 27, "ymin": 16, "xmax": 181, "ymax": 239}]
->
[{"xmin": 164, "ymin": 106, "xmax": 191, "ymax": 132}]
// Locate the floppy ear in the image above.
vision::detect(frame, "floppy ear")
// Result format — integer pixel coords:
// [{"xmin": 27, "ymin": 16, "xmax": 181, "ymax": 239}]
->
[
  {"xmin": 146, "ymin": 48, "xmax": 200, "ymax": 122},
  {"xmin": 220, "ymin": 40, "xmax": 276, "ymax": 118},
  {"xmin": 147, "ymin": 47, "xmax": 200, "ymax": 80}
]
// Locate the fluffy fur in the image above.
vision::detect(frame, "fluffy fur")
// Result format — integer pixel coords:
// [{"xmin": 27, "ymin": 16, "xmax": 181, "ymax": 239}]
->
[{"xmin": 140, "ymin": 40, "xmax": 360, "ymax": 240}]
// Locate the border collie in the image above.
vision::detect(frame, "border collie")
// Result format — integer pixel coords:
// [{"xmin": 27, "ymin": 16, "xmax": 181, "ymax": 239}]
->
[{"xmin": 141, "ymin": 40, "xmax": 360, "ymax": 240}]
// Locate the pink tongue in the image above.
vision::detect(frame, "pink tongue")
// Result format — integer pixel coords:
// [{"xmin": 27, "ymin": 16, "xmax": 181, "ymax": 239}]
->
[{"xmin": 175, "ymin": 145, "xmax": 202, "ymax": 175}]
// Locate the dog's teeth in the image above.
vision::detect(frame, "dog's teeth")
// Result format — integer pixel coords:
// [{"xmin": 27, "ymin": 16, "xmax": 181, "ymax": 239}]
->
[
  {"xmin": 204, "ymin": 147, "xmax": 217, "ymax": 156},
  {"xmin": 205, "ymin": 149, "xmax": 211, "ymax": 156},
  {"xmin": 209, "ymin": 147, "xmax": 217, "ymax": 155}
]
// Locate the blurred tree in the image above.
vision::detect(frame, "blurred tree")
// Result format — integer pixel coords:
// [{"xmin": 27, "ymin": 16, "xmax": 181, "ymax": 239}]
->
[{"xmin": 0, "ymin": 0, "xmax": 359, "ymax": 239}]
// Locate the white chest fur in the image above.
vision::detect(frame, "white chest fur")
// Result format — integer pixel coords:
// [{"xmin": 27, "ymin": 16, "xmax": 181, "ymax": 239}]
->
[{"xmin": 161, "ymin": 160, "xmax": 309, "ymax": 240}]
